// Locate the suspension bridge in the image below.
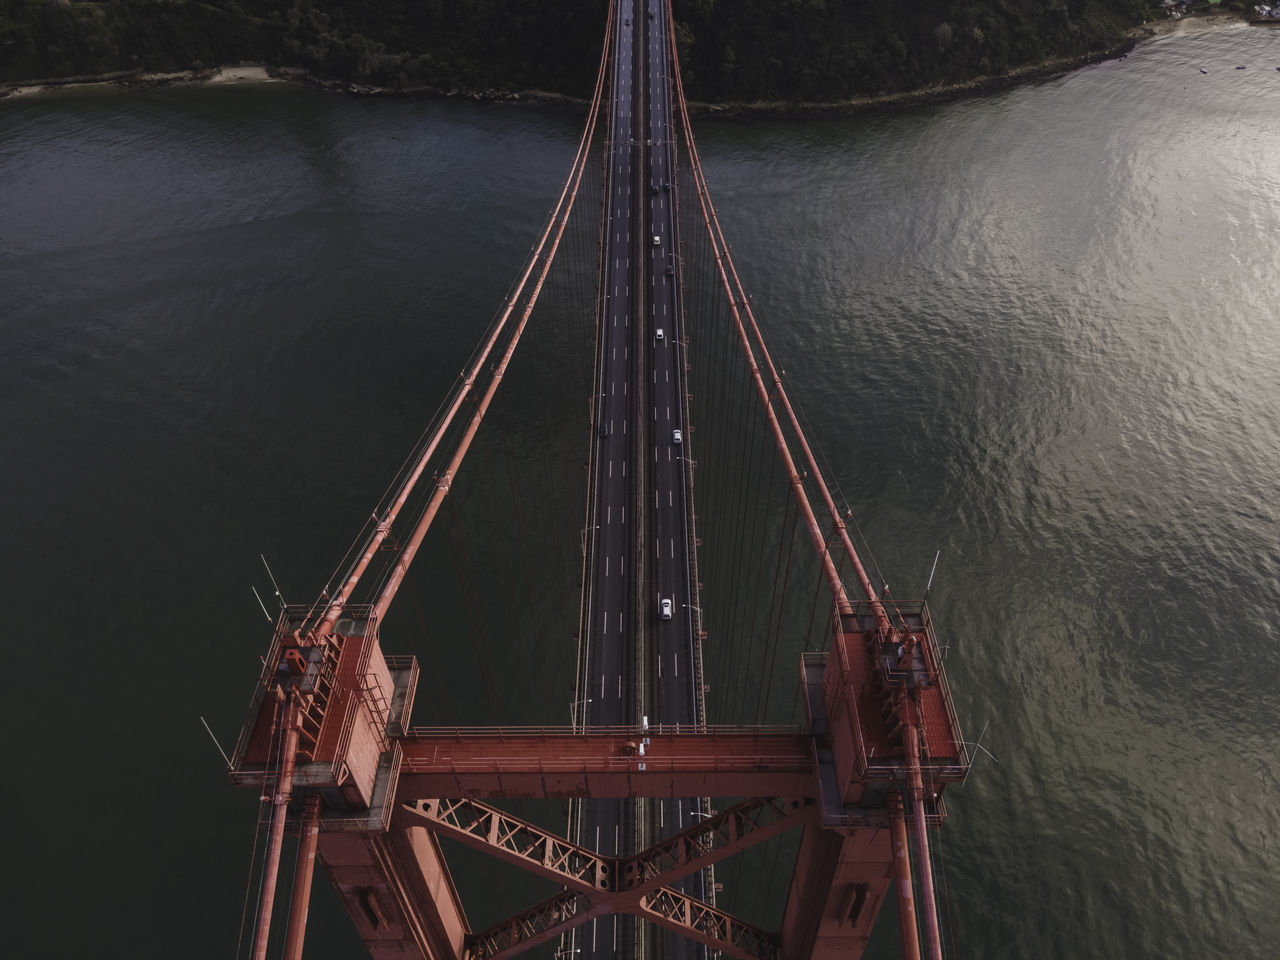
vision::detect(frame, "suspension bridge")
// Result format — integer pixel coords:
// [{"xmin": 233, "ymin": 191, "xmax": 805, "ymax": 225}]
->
[{"xmin": 227, "ymin": 2, "xmax": 969, "ymax": 959}]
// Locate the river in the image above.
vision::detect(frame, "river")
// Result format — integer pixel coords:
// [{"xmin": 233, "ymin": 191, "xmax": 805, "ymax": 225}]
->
[{"xmin": 1, "ymin": 18, "xmax": 1276, "ymax": 960}]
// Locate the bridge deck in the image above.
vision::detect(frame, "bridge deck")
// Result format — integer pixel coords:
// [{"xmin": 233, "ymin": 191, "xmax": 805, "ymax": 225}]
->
[{"xmin": 397, "ymin": 728, "xmax": 815, "ymax": 799}]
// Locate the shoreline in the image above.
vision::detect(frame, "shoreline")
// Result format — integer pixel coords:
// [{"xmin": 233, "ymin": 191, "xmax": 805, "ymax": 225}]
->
[{"xmin": 0, "ymin": 14, "xmax": 1248, "ymax": 115}]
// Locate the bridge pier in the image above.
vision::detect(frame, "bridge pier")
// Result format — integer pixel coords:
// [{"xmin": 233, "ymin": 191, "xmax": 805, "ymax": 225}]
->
[
  {"xmin": 320, "ymin": 828, "xmax": 468, "ymax": 960},
  {"xmin": 779, "ymin": 822, "xmax": 892, "ymax": 960}
]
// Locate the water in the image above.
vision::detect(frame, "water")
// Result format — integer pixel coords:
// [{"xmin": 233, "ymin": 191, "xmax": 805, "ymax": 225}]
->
[{"xmin": 2, "ymin": 19, "xmax": 1278, "ymax": 959}]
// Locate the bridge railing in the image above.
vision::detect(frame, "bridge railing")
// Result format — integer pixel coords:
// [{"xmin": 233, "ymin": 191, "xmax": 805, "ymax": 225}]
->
[
  {"xmin": 403, "ymin": 723, "xmax": 804, "ymax": 739},
  {"xmin": 868, "ymin": 600, "xmax": 970, "ymax": 773}
]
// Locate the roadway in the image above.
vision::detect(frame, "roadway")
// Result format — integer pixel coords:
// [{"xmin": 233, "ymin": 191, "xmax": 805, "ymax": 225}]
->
[
  {"xmin": 573, "ymin": 1, "xmax": 643, "ymax": 955},
  {"xmin": 641, "ymin": 2, "xmax": 707, "ymax": 957},
  {"xmin": 574, "ymin": 1, "xmax": 704, "ymax": 957}
]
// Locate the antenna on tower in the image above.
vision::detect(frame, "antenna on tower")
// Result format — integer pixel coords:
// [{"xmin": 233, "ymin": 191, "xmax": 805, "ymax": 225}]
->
[
  {"xmin": 251, "ymin": 586, "xmax": 273, "ymax": 623},
  {"xmin": 200, "ymin": 716, "xmax": 234, "ymax": 769},
  {"xmin": 923, "ymin": 549, "xmax": 941, "ymax": 603},
  {"xmin": 260, "ymin": 553, "xmax": 286, "ymax": 610},
  {"xmin": 955, "ymin": 719, "xmax": 998, "ymax": 787}
]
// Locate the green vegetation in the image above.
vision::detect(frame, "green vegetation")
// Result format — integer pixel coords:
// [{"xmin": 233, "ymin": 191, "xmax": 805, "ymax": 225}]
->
[
  {"xmin": 673, "ymin": 0, "xmax": 1156, "ymax": 101},
  {"xmin": 0, "ymin": 0, "xmax": 1159, "ymax": 101}
]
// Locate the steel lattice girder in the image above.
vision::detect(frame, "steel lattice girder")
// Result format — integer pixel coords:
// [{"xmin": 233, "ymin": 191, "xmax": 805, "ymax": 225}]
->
[
  {"xmin": 402, "ymin": 798, "xmax": 612, "ymax": 892},
  {"xmin": 640, "ymin": 886, "xmax": 779, "ymax": 960},
  {"xmin": 469, "ymin": 890, "xmax": 604, "ymax": 960},
  {"xmin": 401, "ymin": 796, "xmax": 809, "ymax": 960},
  {"xmin": 620, "ymin": 796, "xmax": 810, "ymax": 893}
]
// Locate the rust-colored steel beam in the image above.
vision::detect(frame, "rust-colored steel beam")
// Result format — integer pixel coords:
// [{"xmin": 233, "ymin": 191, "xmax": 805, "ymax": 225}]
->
[
  {"xmin": 251, "ymin": 694, "xmax": 300, "ymax": 960},
  {"xmin": 888, "ymin": 793, "xmax": 923, "ymax": 960},
  {"xmin": 469, "ymin": 891, "xmax": 604, "ymax": 960},
  {"xmin": 403, "ymin": 795, "xmax": 811, "ymax": 899},
  {"xmin": 396, "ymin": 728, "xmax": 816, "ymax": 799},
  {"xmin": 641, "ymin": 886, "xmax": 779, "ymax": 960},
  {"xmin": 401, "ymin": 798, "xmax": 611, "ymax": 895},
  {"xmin": 470, "ymin": 884, "xmax": 777, "ymax": 960},
  {"xmin": 403, "ymin": 795, "xmax": 810, "ymax": 903},
  {"xmin": 905, "ymin": 724, "xmax": 944, "ymax": 960},
  {"xmin": 319, "ymin": 828, "xmax": 468, "ymax": 960},
  {"xmin": 621, "ymin": 797, "xmax": 813, "ymax": 896},
  {"xmin": 404, "ymin": 795, "xmax": 794, "ymax": 960},
  {"xmin": 282, "ymin": 794, "xmax": 322, "ymax": 960}
]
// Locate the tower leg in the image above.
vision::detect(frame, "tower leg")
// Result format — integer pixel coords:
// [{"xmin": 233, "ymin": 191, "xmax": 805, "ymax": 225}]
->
[
  {"xmin": 780, "ymin": 822, "xmax": 892, "ymax": 960},
  {"xmin": 888, "ymin": 793, "xmax": 922, "ymax": 960},
  {"xmin": 905, "ymin": 724, "xmax": 944, "ymax": 960},
  {"xmin": 283, "ymin": 794, "xmax": 323, "ymax": 960},
  {"xmin": 252, "ymin": 694, "xmax": 301, "ymax": 960}
]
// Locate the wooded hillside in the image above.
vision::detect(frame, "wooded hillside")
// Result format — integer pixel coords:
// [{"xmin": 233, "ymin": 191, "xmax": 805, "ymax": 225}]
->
[{"xmin": 0, "ymin": 0, "xmax": 1166, "ymax": 100}]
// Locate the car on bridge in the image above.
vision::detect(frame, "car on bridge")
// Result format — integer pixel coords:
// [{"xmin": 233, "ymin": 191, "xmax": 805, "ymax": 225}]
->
[
  {"xmin": 660, "ymin": 598, "xmax": 672, "ymax": 620},
  {"xmin": 672, "ymin": 429, "xmax": 682, "ymax": 444}
]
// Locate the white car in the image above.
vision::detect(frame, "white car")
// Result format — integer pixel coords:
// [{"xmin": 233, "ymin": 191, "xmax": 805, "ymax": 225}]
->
[
  {"xmin": 655, "ymin": 328, "xmax": 664, "ymax": 341},
  {"xmin": 660, "ymin": 598, "xmax": 673, "ymax": 620},
  {"xmin": 672, "ymin": 429, "xmax": 682, "ymax": 445}
]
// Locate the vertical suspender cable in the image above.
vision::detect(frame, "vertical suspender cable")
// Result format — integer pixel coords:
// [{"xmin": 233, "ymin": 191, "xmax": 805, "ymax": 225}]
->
[
  {"xmin": 310, "ymin": 2, "xmax": 616, "ymax": 637},
  {"xmin": 370, "ymin": 8, "xmax": 614, "ymax": 626}
]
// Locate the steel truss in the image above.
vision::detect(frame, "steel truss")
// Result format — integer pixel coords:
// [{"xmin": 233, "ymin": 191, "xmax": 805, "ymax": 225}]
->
[{"xmin": 401, "ymin": 796, "xmax": 810, "ymax": 959}]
